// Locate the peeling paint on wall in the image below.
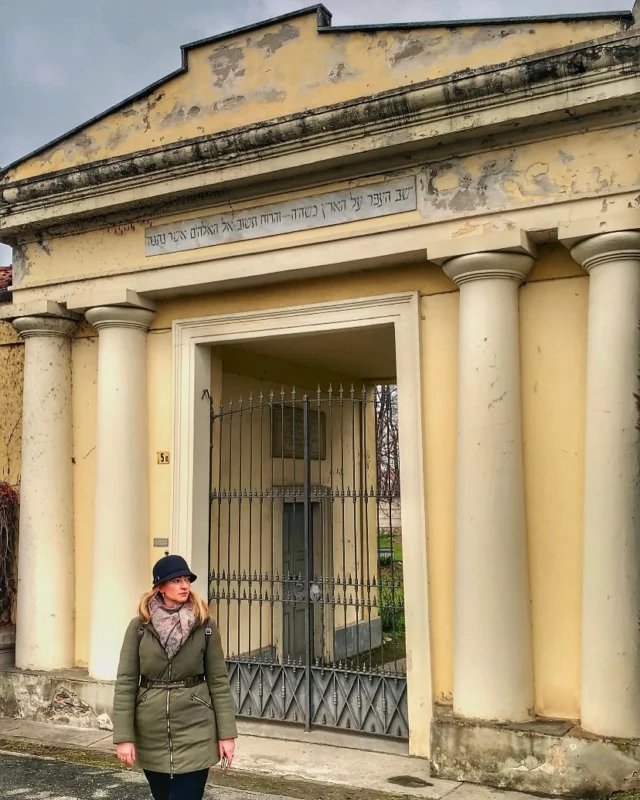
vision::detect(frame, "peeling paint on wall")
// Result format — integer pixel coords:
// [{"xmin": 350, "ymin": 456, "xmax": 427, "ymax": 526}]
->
[{"xmin": 5, "ymin": 13, "xmax": 627, "ymax": 180}]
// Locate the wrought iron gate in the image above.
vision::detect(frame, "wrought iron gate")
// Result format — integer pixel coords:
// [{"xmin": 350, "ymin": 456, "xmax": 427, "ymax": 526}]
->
[{"xmin": 207, "ymin": 385, "xmax": 407, "ymax": 738}]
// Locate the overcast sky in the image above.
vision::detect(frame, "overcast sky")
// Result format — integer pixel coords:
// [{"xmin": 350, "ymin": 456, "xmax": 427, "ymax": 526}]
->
[{"xmin": 0, "ymin": 0, "xmax": 633, "ymax": 263}]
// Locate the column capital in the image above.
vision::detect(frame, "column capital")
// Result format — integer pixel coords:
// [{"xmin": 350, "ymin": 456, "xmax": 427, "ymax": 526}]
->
[
  {"xmin": 12, "ymin": 315, "xmax": 77, "ymax": 340},
  {"xmin": 428, "ymin": 229, "xmax": 535, "ymax": 287},
  {"xmin": 567, "ymin": 230, "xmax": 640, "ymax": 273},
  {"xmin": 86, "ymin": 306, "xmax": 155, "ymax": 331},
  {"xmin": 443, "ymin": 251, "xmax": 534, "ymax": 287}
]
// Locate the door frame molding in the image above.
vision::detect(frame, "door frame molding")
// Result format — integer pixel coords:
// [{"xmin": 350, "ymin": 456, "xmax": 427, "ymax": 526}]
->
[{"xmin": 170, "ymin": 291, "xmax": 432, "ymax": 757}]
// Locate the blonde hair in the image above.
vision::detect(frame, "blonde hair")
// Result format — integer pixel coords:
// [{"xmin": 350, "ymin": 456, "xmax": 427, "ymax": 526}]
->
[{"xmin": 138, "ymin": 586, "xmax": 210, "ymax": 625}]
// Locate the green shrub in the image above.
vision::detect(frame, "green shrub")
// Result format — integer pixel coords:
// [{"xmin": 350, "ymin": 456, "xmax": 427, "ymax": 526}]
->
[{"xmin": 379, "ymin": 582, "xmax": 405, "ymax": 634}]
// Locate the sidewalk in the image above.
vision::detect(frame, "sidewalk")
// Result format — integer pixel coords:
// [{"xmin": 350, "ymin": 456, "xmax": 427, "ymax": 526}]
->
[{"xmin": 0, "ymin": 717, "xmax": 539, "ymax": 800}]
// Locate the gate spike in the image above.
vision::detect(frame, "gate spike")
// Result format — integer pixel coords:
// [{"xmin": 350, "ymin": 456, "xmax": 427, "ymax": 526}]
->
[{"xmin": 248, "ymin": 392, "xmax": 254, "ymax": 409}]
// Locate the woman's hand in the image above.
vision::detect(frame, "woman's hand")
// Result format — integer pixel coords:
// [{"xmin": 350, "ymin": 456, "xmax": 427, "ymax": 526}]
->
[
  {"xmin": 117, "ymin": 742, "xmax": 136, "ymax": 768},
  {"xmin": 219, "ymin": 738, "xmax": 236, "ymax": 769}
]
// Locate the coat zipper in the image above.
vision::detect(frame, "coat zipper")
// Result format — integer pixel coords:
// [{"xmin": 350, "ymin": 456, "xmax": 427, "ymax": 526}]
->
[
  {"xmin": 166, "ymin": 662, "xmax": 174, "ymax": 778},
  {"xmin": 191, "ymin": 694, "xmax": 213, "ymax": 711}
]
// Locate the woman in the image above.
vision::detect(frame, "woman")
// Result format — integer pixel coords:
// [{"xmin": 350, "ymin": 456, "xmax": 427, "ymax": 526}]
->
[{"xmin": 113, "ymin": 554, "xmax": 237, "ymax": 800}]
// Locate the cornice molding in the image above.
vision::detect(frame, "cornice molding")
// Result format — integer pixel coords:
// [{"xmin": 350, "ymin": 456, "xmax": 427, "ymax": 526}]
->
[{"xmin": 1, "ymin": 31, "xmax": 638, "ymax": 231}]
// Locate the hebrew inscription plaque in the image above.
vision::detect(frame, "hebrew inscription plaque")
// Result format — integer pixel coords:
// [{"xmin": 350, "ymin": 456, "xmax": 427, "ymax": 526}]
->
[{"xmin": 145, "ymin": 176, "xmax": 416, "ymax": 256}]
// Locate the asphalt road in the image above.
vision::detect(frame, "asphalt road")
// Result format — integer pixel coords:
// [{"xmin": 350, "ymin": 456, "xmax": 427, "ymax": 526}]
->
[{"xmin": 0, "ymin": 752, "xmax": 289, "ymax": 800}]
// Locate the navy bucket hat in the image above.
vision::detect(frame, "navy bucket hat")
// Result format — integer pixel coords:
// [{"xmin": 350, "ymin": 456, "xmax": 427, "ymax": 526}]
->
[{"xmin": 152, "ymin": 554, "xmax": 197, "ymax": 587}]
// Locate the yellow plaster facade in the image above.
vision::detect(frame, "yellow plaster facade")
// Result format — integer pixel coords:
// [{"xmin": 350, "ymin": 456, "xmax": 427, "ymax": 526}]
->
[
  {"xmin": 1, "ymin": 4, "xmax": 639, "ymax": 789},
  {"xmin": 5, "ymin": 11, "xmax": 626, "ymax": 182}
]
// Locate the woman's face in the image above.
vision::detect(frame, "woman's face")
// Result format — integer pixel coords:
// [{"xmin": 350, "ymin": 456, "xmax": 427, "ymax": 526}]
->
[{"xmin": 159, "ymin": 576, "xmax": 191, "ymax": 606}]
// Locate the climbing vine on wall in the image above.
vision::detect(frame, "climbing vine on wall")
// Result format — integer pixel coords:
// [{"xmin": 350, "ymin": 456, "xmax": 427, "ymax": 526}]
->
[{"xmin": 0, "ymin": 482, "xmax": 19, "ymax": 625}]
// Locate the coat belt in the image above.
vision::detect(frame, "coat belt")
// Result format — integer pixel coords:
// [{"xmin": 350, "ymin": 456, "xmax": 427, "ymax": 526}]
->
[{"xmin": 139, "ymin": 674, "xmax": 206, "ymax": 689}]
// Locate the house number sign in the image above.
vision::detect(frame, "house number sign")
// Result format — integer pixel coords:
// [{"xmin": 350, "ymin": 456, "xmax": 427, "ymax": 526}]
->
[{"xmin": 144, "ymin": 176, "xmax": 417, "ymax": 256}]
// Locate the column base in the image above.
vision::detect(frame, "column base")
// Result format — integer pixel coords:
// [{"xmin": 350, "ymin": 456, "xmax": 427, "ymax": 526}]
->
[{"xmin": 431, "ymin": 706, "xmax": 640, "ymax": 796}]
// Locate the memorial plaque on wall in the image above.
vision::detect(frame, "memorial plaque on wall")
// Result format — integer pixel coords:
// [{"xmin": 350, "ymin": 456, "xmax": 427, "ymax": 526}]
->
[
  {"xmin": 272, "ymin": 406, "xmax": 327, "ymax": 460},
  {"xmin": 145, "ymin": 176, "xmax": 417, "ymax": 256}
]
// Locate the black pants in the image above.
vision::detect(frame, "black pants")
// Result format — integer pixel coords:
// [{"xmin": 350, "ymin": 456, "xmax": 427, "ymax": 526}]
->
[{"xmin": 144, "ymin": 769, "xmax": 209, "ymax": 800}]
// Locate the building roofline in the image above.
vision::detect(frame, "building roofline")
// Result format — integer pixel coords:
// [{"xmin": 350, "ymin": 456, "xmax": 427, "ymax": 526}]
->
[
  {"xmin": 0, "ymin": 3, "xmax": 634, "ymax": 177},
  {"xmin": 326, "ymin": 10, "xmax": 633, "ymax": 33}
]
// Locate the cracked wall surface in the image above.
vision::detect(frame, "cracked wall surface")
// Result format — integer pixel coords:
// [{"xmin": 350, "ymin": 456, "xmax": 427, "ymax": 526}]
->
[
  {"xmin": 5, "ymin": 10, "xmax": 626, "ymax": 180},
  {"xmin": 10, "ymin": 123, "xmax": 639, "ymax": 291}
]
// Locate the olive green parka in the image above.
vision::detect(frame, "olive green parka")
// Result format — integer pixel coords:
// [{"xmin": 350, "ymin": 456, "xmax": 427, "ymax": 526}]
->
[{"xmin": 113, "ymin": 616, "xmax": 237, "ymax": 775}]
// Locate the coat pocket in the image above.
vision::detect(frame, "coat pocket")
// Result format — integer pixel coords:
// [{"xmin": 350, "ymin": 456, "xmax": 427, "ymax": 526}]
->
[
  {"xmin": 135, "ymin": 690, "xmax": 150, "ymax": 708},
  {"xmin": 191, "ymin": 693, "xmax": 213, "ymax": 712}
]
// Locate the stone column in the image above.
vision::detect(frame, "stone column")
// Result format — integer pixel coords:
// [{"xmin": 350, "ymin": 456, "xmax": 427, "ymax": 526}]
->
[
  {"xmin": 569, "ymin": 231, "xmax": 640, "ymax": 738},
  {"xmin": 444, "ymin": 251, "xmax": 535, "ymax": 721},
  {"xmin": 86, "ymin": 306, "xmax": 155, "ymax": 681},
  {"xmin": 12, "ymin": 316, "xmax": 77, "ymax": 670}
]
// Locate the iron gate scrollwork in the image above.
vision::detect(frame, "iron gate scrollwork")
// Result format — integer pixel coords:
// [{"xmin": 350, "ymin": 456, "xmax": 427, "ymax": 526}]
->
[{"xmin": 207, "ymin": 385, "xmax": 407, "ymax": 738}]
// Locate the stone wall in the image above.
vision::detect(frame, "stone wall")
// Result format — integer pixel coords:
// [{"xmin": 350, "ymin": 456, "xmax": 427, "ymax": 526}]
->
[{"xmin": 0, "ymin": 667, "xmax": 114, "ymax": 731}]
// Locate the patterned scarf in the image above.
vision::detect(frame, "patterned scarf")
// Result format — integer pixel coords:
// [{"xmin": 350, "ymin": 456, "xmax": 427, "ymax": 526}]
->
[{"xmin": 149, "ymin": 594, "xmax": 197, "ymax": 660}]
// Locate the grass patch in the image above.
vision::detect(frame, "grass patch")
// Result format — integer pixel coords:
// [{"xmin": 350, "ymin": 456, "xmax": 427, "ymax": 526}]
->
[{"xmin": 377, "ymin": 533, "xmax": 403, "ymax": 563}]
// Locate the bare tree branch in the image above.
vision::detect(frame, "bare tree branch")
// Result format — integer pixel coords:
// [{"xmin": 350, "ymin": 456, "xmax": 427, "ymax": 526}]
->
[{"xmin": 375, "ymin": 385, "xmax": 400, "ymax": 499}]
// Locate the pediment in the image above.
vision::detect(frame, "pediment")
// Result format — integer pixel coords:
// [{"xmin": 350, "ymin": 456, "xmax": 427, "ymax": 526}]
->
[{"xmin": 3, "ymin": 5, "xmax": 630, "ymax": 182}]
